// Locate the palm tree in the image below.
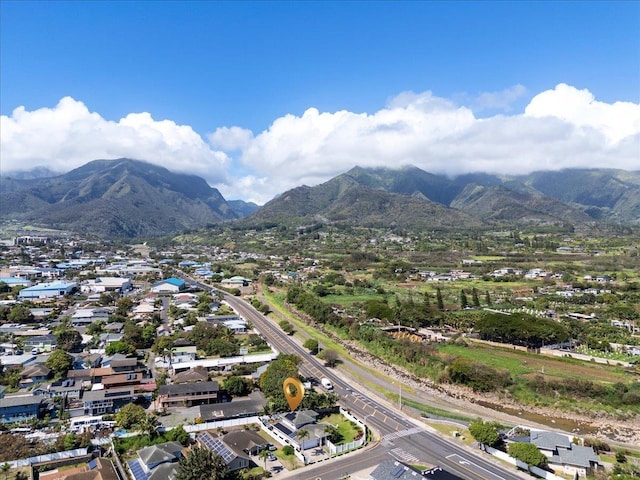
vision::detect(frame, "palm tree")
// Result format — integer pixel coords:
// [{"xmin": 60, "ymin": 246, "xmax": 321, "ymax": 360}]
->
[
  {"xmin": 297, "ymin": 429, "xmax": 310, "ymax": 448},
  {"xmin": 139, "ymin": 413, "xmax": 160, "ymax": 439},
  {"xmin": 258, "ymin": 449, "xmax": 269, "ymax": 470}
]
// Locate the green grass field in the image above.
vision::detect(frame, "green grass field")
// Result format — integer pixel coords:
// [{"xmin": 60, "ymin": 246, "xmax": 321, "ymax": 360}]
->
[
  {"xmin": 321, "ymin": 413, "xmax": 363, "ymax": 444},
  {"xmin": 437, "ymin": 341, "xmax": 630, "ymax": 384}
]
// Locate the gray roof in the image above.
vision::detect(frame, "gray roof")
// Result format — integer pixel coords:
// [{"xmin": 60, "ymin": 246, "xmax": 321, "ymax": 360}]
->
[
  {"xmin": 171, "ymin": 367, "xmax": 209, "ymax": 384},
  {"xmin": 138, "ymin": 441, "xmax": 183, "ymax": 467},
  {"xmin": 159, "ymin": 380, "xmax": 219, "ymax": 396},
  {"xmin": 148, "ymin": 462, "xmax": 177, "ymax": 480},
  {"xmin": 21, "ymin": 364, "xmax": 51, "ymax": 377},
  {"xmin": 552, "ymin": 445, "xmax": 600, "ymax": 468},
  {"xmin": 67, "ymin": 369, "xmax": 92, "ymax": 380},
  {"xmin": 25, "ymin": 334, "xmax": 57, "ymax": 343},
  {"xmin": 199, "ymin": 391, "xmax": 265, "ymax": 421},
  {"xmin": 530, "ymin": 431, "xmax": 572, "ymax": 451},
  {"xmin": 221, "ymin": 430, "xmax": 268, "ymax": 454},
  {"xmin": 283, "ymin": 409, "xmax": 317, "ymax": 429},
  {"xmin": 370, "ymin": 459, "xmax": 456, "ymax": 480},
  {"xmin": 370, "ymin": 460, "xmax": 429, "ymax": 480},
  {"xmin": 0, "ymin": 395, "xmax": 44, "ymax": 408},
  {"xmin": 294, "ymin": 422, "xmax": 327, "ymax": 441},
  {"xmin": 103, "ymin": 353, "xmax": 129, "ymax": 363},
  {"xmin": 82, "ymin": 387, "xmax": 134, "ymax": 402},
  {"xmin": 110, "ymin": 358, "xmax": 138, "ymax": 368}
]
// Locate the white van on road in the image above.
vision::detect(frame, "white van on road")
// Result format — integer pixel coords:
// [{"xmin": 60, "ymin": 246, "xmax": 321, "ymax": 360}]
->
[{"xmin": 320, "ymin": 378, "xmax": 333, "ymax": 390}]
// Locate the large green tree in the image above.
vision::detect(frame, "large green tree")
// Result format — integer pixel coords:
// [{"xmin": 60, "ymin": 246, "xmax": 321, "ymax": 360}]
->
[
  {"xmin": 259, "ymin": 354, "xmax": 301, "ymax": 411},
  {"xmin": 115, "ymin": 403, "xmax": 146, "ymax": 429},
  {"xmin": 115, "ymin": 297, "xmax": 133, "ymax": 317},
  {"xmin": 176, "ymin": 446, "xmax": 228, "ymax": 480},
  {"xmin": 45, "ymin": 349, "xmax": 73, "ymax": 377},
  {"xmin": 56, "ymin": 329, "xmax": 83, "ymax": 352},
  {"xmin": 508, "ymin": 442, "xmax": 548, "ymax": 468},
  {"xmin": 105, "ymin": 341, "xmax": 135, "ymax": 356},
  {"xmin": 468, "ymin": 419, "xmax": 502, "ymax": 448},
  {"xmin": 302, "ymin": 338, "xmax": 319, "ymax": 353},
  {"xmin": 223, "ymin": 376, "xmax": 252, "ymax": 396},
  {"xmin": 8, "ymin": 304, "xmax": 33, "ymax": 323}
]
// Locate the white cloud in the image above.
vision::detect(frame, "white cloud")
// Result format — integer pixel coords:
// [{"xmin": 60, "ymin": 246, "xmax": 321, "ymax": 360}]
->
[
  {"xmin": 207, "ymin": 126, "xmax": 253, "ymax": 151},
  {"xmin": 524, "ymin": 83, "xmax": 640, "ymax": 143},
  {"xmin": 0, "ymin": 96, "xmax": 231, "ymax": 184},
  {"xmin": 214, "ymin": 84, "xmax": 639, "ymax": 203},
  {"xmin": 2, "ymin": 85, "xmax": 638, "ymax": 206},
  {"xmin": 473, "ymin": 84, "xmax": 528, "ymax": 112}
]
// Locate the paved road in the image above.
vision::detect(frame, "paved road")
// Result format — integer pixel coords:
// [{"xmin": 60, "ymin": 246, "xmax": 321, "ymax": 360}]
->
[
  {"xmin": 180, "ymin": 275, "xmax": 526, "ymax": 480},
  {"xmin": 225, "ymin": 292, "xmax": 525, "ymax": 480}
]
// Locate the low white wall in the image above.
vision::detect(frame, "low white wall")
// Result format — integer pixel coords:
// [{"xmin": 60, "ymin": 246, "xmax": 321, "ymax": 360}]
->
[{"xmin": 485, "ymin": 446, "xmax": 565, "ymax": 480}]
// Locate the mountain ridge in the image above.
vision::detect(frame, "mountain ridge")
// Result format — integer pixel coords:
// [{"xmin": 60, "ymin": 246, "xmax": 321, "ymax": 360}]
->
[
  {"xmin": 0, "ymin": 158, "xmax": 258, "ymax": 238},
  {"xmin": 2, "ymin": 160, "xmax": 638, "ymax": 238}
]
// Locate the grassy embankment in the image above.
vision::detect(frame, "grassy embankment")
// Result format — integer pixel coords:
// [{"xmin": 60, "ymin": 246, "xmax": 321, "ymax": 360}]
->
[{"xmin": 262, "ymin": 289, "xmax": 475, "ymax": 422}]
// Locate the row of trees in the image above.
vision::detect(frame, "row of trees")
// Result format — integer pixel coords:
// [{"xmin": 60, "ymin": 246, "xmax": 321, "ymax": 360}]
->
[{"xmin": 474, "ymin": 312, "xmax": 569, "ymax": 348}]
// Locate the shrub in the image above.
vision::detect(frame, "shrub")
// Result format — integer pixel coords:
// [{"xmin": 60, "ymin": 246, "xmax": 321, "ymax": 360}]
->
[{"xmin": 282, "ymin": 445, "xmax": 294, "ymax": 455}]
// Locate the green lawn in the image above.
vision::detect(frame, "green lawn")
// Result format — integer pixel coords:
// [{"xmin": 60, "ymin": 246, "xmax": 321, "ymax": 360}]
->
[{"xmin": 321, "ymin": 413, "xmax": 363, "ymax": 444}]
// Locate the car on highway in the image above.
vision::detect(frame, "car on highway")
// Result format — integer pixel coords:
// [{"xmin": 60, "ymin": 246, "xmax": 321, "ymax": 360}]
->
[{"xmin": 321, "ymin": 377, "xmax": 333, "ymax": 390}]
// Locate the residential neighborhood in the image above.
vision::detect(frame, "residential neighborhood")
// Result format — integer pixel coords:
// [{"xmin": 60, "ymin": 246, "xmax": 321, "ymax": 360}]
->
[{"xmin": 0, "ymin": 230, "xmax": 638, "ymax": 480}]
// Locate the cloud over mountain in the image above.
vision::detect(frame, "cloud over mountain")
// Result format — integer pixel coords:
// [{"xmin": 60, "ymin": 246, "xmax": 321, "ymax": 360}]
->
[
  {"xmin": 2, "ymin": 84, "xmax": 638, "ymax": 205},
  {"xmin": 0, "ymin": 96, "xmax": 231, "ymax": 184},
  {"xmin": 223, "ymin": 84, "xmax": 639, "ymax": 203}
]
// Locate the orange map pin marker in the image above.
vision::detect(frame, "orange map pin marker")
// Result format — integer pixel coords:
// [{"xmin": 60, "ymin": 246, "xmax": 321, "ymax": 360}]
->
[{"xmin": 283, "ymin": 377, "xmax": 305, "ymax": 411}]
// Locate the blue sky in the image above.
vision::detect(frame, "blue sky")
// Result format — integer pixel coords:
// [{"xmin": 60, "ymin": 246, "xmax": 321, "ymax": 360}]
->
[{"xmin": 1, "ymin": 1, "xmax": 639, "ymax": 203}]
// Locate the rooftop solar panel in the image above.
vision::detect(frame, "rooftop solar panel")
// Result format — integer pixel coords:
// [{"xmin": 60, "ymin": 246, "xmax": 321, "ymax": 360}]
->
[
  {"xmin": 87, "ymin": 459, "xmax": 98, "ymax": 470},
  {"xmin": 198, "ymin": 432, "xmax": 235, "ymax": 464},
  {"xmin": 128, "ymin": 459, "xmax": 150, "ymax": 480}
]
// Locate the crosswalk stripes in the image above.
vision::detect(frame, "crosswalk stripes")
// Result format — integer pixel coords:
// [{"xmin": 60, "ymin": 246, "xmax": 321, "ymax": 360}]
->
[
  {"xmin": 390, "ymin": 447, "xmax": 419, "ymax": 463},
  {"xmin": 381, "ymin": 426, "xmax": 423, "ymax": 442}
]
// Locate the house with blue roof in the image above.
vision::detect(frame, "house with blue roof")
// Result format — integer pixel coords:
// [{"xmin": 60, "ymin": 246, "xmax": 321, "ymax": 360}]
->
[
  {"xmin": 18, "ymin": 280, "xmax": 77, "ymax": 299},
  {"xmin": 150, "ymin": 277, "xmax": 186, "ymax": 293},
  {"xmin": 0, "ymin": 277, "xmax": 32, "ymax": 288},
  {"xmin": 178, "ymin": 260, "xmax": 199, "ymax": 268}
]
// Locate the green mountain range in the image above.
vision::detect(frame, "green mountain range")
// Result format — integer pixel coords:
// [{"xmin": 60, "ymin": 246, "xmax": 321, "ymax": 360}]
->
[
  {"xmin": 1, "ymin": 160, "xmax": 638, "ymax": 238},
  {"xmin": 0, "ymin": 159, "xmax": 257, "ymax": 238},
  {"xmin": 244, "ymin": 165, "xmax": 640, "ymax": 230}
]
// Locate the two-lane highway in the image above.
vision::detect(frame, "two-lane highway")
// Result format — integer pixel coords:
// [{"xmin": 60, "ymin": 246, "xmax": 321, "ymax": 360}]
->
[{"xmin": 181, "ymin": 275, "xmax": 525, "ymax": 480}]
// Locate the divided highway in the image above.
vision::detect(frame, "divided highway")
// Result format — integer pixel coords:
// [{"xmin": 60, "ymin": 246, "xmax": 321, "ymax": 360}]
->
[{"xmin": 183, "ymin": 276, "xmax": 525, "ymax": 480}]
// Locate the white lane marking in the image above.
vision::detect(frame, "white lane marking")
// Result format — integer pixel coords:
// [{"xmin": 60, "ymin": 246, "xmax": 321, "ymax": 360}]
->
[{"xmin": 445, "ymin": 454, "xmax": 507, "ymax": 480}]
